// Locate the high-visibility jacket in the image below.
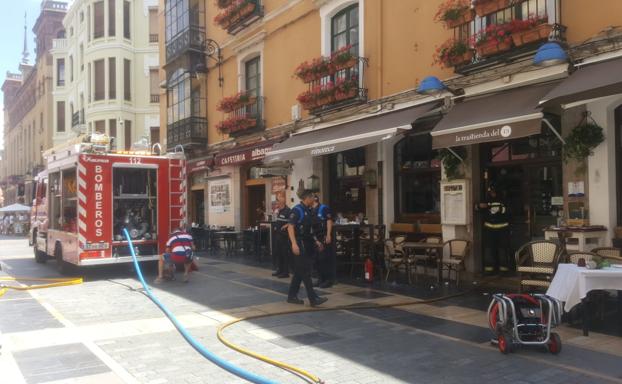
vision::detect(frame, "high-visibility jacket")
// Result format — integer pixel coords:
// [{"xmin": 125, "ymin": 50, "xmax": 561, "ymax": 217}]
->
[{"xmin": 484, "ymin": 201, "xmax": 509, "ymax": 229}]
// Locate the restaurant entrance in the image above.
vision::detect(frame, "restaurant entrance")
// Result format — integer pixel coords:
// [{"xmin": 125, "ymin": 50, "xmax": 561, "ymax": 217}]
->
[{"xmin": 481, "ymin": 133, "xmax": 563, "ymax": 260}]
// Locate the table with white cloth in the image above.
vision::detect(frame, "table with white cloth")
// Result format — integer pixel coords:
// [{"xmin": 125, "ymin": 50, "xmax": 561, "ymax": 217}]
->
[{"xmin": 546, "ymin": 263, "xmax": 622, "ymax": 336}]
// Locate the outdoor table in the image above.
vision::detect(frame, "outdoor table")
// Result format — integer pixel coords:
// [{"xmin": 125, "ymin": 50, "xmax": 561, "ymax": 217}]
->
[
  {"xmin": 334, "ymin": 224, "xmax": 374, "ymax": 269},
  {"xmin": 214, "ymin": 231, "xmax": 242, "ymax": 257},
  {"xmin": 544, "ymin": 226, "xmax": 608, "ymax": 252},
  {"xmin": 402, "ymin": 242, "xmax": 445, "ymax": 283},
  {"xmin": 547, "ymin": 263, "xmax": 622, "ymax": 336}
]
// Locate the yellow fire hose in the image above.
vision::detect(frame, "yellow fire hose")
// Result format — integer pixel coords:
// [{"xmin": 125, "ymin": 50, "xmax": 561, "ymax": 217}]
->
[
  {"xmin": 0, "ymin": 276, "xmax": 83, "ymax": 299},
  {"xmin": 217, "ymin": 281, "xmax": 493, "ymax": 384}
]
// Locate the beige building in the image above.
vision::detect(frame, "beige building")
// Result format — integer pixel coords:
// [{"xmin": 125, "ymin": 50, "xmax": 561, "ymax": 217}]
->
[
  {"xmin": 51, "ymin": 0, "xmax": 161, "ymax": 150},
  {"xmin": 1, "ymin": 1, "xmax": 67, "ymax": 205}
]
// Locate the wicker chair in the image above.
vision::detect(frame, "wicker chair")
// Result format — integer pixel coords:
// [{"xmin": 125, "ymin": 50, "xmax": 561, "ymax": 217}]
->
[
  {"xmin": 567, "ymin": 251, "xmax": 601, "ymax": 265},
  {"xmin": 384, "ymin": 238, "xmax": 406, "ymax": 282},
  {"xmin": 439, "ymin": 239, "xmax": 470, "ymax": 286},
  {"xmin": 411, "ymin": 237, "xmax": 442, "ymax": 277},
  {"xmin": 515, "ymin": 240, "xmax": 561, "ymax": 292},
  {"xmin": 592, "ymin": 247, "xmax": 622, "ymax": 260}
]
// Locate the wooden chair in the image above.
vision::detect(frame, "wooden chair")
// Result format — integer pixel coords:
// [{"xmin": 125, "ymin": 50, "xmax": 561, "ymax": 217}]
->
[
  {"xmin": 439, "ymin": 239, "xmax": 470, "ymax": 286},
  {"xmin": 515, "ymin": 240, "xmax": 561, "ymax": 292},
  {"xmin": 383, "ymin": 238, "xmax": 406, "ymax": 282},
  {"xmin": 567, "ymin": 251, "xmax": 601, "ymax": 265}
]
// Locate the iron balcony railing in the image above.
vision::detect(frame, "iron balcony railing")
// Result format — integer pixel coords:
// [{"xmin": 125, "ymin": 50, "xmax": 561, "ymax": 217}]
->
[
  {"xmin": 167, "ymin": 116, "xmax": 208, "ymax": 151},
  {"xmin": 227, "ymin": 93, "xmax": 265, "ymax": 136},
  {"xmin": 149, "ymin": 34, "xmax": 159, "ymax": 43},
  {"xmin": 165, "ymin": 25, "xmax": 206, "ymax": 64},
  {"xmin": 226, "ymin": 0, "xmax": 264, "ymax": 35},
  {"xmin": 150, "ymin": 94, "xmax": 160, "ymax": 103}
]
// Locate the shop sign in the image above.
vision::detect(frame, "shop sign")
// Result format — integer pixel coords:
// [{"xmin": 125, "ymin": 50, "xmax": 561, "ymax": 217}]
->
[
  {"xmin": 215, "ymin": 142, "xmax": 273, "ymax": 167},
  {"xmin": 187, "ymin": 158, "xmax": 213, "ymax": 173},
  {"xmin": 209, "ymin": 179, "xmax": 231, "ymax": 213},
  {"xmin": 432, "ymin": 119, "xmax": 541, "ymax": 149}
]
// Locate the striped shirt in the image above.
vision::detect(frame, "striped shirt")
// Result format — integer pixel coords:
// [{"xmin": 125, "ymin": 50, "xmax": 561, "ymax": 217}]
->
[{"xmin": 166, "ymin": 231, "xmax": 194, "ymax": 258}]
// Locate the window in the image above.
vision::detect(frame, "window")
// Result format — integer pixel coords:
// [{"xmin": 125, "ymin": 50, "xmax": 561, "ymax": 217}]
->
[
  {"xmin": 395, "ymin": 133, "xmax": 441, "ymax": 220},
  {"xmin": 109, "ymin": 119, "xmax": 117, "ymax": 148},
  {"xmin": 109, "ymin": 58, "xmax": 116, "ymax": 99},
  {"xmin": 331, "ymin": 4, "xmax": 359, "ymax": 55},
  {"xmin": 245, "ymin": 57, "xmax": 260, "ymax": 97},
  {"xmin": 87, "ymin": 63, "xmax": 92, "ymax": 102},
  {"xmin": 94, "ymin": 59, "xmax": 105, "ymax": 101},
  {"xmin": 124, "ymin": 120, "xmax": 132, "ymax": 150},
  {"xmin": 149, "ymin": 8, "xmax": 158, "ymax": 42},
  {"xmin": 150, "ymin": 126, "xmax": 160, "ymax": 146},
  {"xmin": 108, "ymin": 0, "xmax": 116, "ymax": 37},
  {"xmin": 123, "ymin": 1, "xmax": 131, "ymax": 39},
  {"xmin": 95, "ymin": 120, "xmax": 105, "ymax": 133},
  {"xmin": 87, "ymin": 6, "xmax": 91, "ymax": 41},
  {"xmin": 167, "ymin": 69, "xmax": 206, "ymax": 124},
  {"xmin": 165, "ymin": 0, "xmax": 189, "ymax": 43},
  {"xmin": 80, "ymin": 44, "xmax": 84, "ymax": 71},
  {"xmin": 149, "ymin": 69, "xmax": 159, "ymax": 102},
  {"xmin": 93, "ymin": 1, "xmax": 104, "ymax": 39},
  {"xmin": 69, "ymin": 56, "xmax": 74, "ymax": 82},
  {"xmin": 57, "ymin": 59, "xmax": 65, "ymax": 86},
  {"xmin": 123, "ymin": 59, "xmax": 131, "ymax": 101},
  {"xmin": 329, "ymin": 148, "xmax": 366, "ymax": 217},
  {"xmin": 56, "ymin": 101, "xmax": 65, "ymax": 132}
]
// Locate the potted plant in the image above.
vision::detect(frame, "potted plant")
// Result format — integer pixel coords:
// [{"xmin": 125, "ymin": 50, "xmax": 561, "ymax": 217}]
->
[
  {"xmin": 472, "ymin": 23, "xmax": 513, "ymax": 57},
  {"xmin": 294, "ymin": 57, "xmax": 332, "ymax": 83},
  {"xmin": 296, "ymin": 90, "xmax": 318, "ymax": 110},
  {"xmin": 437, "ymin": 147, "xmax": 467, "ymax": 180},
  {"xmin": 473, "ymin": 0, "xmax": 512, "ymax": 17},
  {"xmin": 434, "ymin": 38, "xmax": 473, "ymax": 68},
  {"xmin": 509, "ymin": 16, "xmax": 552, "ymax": 47},
  {"xmin": 316, "ymin": 82, "xmax": 336, "ymax": 106},
  {"xmin": 217, "ymin": 115, "xmax": 257, "ymax": 134},
  {"xmin": 331, "ymin": 45, "xmax": 357, "ymax": 71},
  {"xmin": 562, "ymin": 121, "xmax": 604, "ymax": 174},
  {"xmin": 435, "ymin": 0, "xmax": 474, "ymax": 29},
  {"xmin": 217, "ymin": 92, "xmax": 256, "ymax": 113},
  {"xmin": 335, "ymin": 77, "xmax": 358, "ymax": 101},
  {"xmin": 239, "ymin": 0, "xmax": 256, "ymax": 18}
]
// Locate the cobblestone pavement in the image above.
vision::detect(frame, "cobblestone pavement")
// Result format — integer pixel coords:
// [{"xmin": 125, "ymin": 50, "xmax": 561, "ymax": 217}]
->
[{"xmin": 2, "ymin": 237, "xmax": 622, "ymax": 384}]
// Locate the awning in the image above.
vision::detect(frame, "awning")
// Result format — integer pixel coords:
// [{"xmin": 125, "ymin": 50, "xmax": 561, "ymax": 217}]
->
[
  {"xmin": 0, "ymin": 203, "xmax": 31, "ymax": 213},
  {"xmin": 214, "ymin": 140, "xmax": 276, "ymax": 167},
  {"xmin": 187, "ymin": 157, "xmax": 214, "ymax": 173},
  {"xmin": 431, "ymin": 82, "xmax": 558, "ymax": 149},
  {"xmin": 264, "ymin": 101, "xmax": 440, "ymax": 163},
  {"xmin": 540, "ymin": 57, "xmax": 622, "ymax": 107}
]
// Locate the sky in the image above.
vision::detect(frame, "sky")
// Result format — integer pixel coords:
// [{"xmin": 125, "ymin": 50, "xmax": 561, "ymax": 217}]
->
[{"xmin": 0, "ymin": 0, "xmax": 74, "ymax": 152}]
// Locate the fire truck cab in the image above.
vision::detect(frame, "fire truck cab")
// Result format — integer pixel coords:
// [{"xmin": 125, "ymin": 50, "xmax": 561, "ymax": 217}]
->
[{"xmin": 31, "ymin": 136, "xmax": 186, "ymax": 273}]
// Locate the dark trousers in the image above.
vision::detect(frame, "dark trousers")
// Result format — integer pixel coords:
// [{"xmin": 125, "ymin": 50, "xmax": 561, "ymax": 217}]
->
[
  {"xmin": 483, "ymin": 227, "xmax": 511, "ymax": 273},
  {"xmin": 276, "ymin": 234, "xmax": 291, "ymax": 274},
  {"xmin": 288, "ymin": 240, "xmax": 318, "ymax": 300},
  {"xmin": 317, "ymin": 242, "xmax": 336, "ymax": 283}
]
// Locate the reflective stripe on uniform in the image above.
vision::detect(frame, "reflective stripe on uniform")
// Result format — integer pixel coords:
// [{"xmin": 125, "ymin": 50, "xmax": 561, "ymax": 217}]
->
[{"xmin": 484, "ymin": 222, "xmax": 509, "ymax": 229}]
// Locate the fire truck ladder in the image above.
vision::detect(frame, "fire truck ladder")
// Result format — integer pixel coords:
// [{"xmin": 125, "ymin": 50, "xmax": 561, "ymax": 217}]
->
[{"xmin": 169, "ymin": 158, "xmax": 187, "ymax": 233}]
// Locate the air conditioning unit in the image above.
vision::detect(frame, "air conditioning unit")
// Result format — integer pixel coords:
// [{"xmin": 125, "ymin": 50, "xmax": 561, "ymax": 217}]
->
[{"xmin": 291, "ymin": 104, "xmax": 301, "ymax": 121}]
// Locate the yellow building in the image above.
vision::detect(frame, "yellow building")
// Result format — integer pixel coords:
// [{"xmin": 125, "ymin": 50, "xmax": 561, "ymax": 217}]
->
[
  {"xmin": 1, "ymin": 1, "xmax": 67, "ymax": 205},
  {"xmin": 161, "ymin": 0, "xmax": 622, "ymax": 278}
]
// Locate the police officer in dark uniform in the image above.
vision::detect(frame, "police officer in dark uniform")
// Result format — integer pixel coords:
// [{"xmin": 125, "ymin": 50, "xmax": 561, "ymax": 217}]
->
[
  {"xmin": 286, "ymin": 190, "xmax": 328, "ymax": 306},
  {"xmin": 312, "ymin": 196, "xmax": 335, "ymax": 288},
  {"xmin": 479, "ymin": 184, "xmax": 510, "ymax": 275},
  {"xmin": 271, "ymin": 204, "xmax": 291, "ymax": 278}
]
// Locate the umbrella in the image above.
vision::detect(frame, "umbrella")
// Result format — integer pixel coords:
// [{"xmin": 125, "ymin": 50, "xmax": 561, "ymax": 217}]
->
[{"xmin": 0, "ymin": 203, "xmax": 31, "ymax": 213}]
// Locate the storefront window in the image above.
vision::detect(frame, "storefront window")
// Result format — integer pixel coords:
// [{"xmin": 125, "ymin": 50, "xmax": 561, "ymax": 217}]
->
[
  {"xmin": 329, "ymin": 148, "xmax": 366, "ymax": 218},
  {"xmin": 487, "ymin": 117, "xmax": 562, "ymax": 164},
  {"xmin": 395, "ymin": 133, "xmax": 441, "ymax": 221}
]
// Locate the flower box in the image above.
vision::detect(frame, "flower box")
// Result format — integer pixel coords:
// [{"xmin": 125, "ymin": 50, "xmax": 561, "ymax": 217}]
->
[
  {"xmin": 317, "ymin": 95, "xmax": 336, "ymax": 107},
  {"xmin": 445, "ymin": 8, "xmax": 475, "ymax": 28},
  {"xmin": 239, "ymin": 2, "xmax": 256, "ymax": 18},
  {"xmin": 449, "ymin": 50, "xmax": 473, "ymax": 66},
  {"xmin": 335, "ymin": 88, "xmax": 358, "ymax": 101},
  {"xmin": 333, "ymin": 57, "xmax": 357, "ymax": 71},
  {"xmin": 474, "ymin": 0, "xmax": 511, "ymax": 17},
  {"xmin": 511, "ymin": 23, "xmax": 552, "ymax": 47},
  {"xmin": 476, "ymin": 40, "xmax": 512, "ymax": 57},
  {"xmin": 217, "ymin": 115, "xmax": 257, "ymax": 135}
]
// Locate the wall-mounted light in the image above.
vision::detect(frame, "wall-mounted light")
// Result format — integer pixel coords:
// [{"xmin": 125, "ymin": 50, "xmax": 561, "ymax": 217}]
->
[
  {"xmin": 416, "ymin": 76, "xmax": 446, "ymax": 95},
  {"xmin": 364, "ymin": 169, "xmax": 377, "ymax": 188},
  {"xmin": 533, "ymin": 42, "xmax": 568, "ymax": 67},
  {"xmin": 307, "ymin": 174, "xmax": 320, "ymax": 192}
]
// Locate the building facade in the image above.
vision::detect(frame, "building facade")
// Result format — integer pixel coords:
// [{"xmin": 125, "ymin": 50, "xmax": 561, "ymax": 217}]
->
[
  {"xmin": 51, "ymin": 0, "xmax": 161, "ymax": 151},
  {"xmin": 160, "ymin": 0, "xmax": 622, "ymax": 277},
  {"xmin": 0, "ymin": 1, "xmax": 67, "ymax": 206}
]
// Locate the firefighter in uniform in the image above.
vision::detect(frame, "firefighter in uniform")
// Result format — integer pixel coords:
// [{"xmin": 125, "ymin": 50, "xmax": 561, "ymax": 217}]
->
[
  {"xmin": 479, "ymin": 184, "xmax": 510, "ymax": 275},
  {"xmin": 286, "ymin": 190, "xmax": 328, "ymax": 306},
  {"xmin": 271, "ymin": 204, "xmax": 291, "ymax": 278},
  {"xmin": 312, "ymin": 196, "xmax": 335, "ymax": 288}
]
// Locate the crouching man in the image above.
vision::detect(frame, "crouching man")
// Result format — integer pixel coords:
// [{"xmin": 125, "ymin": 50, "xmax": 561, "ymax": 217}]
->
[{"xmin": 155, "ymin": 226, "xmax": 196, "ymax": 283}]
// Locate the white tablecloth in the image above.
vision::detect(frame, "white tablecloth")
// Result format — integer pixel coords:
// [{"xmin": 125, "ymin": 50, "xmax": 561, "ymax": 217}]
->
[{"xmin": 546, "ymin": 263, "xmax": 622, "ymax": 311}]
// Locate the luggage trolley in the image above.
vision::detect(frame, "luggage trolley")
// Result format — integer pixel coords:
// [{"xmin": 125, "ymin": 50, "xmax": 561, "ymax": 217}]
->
[{"xmin": 487, "ymin": 293, "xmax": 563, "ymax": 354}]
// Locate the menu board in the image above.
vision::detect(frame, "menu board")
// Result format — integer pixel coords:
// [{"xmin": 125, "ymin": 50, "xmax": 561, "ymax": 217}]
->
[
  {"xmin": 209, "ymin": 179, "xmax": 231, "ymax": 213},
  {"xmin": 441, "ymin": 180, "xmax": 470, "ymax": 225}
]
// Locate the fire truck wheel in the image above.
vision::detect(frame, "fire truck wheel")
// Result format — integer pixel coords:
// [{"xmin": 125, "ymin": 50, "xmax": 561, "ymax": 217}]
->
[{"xmin": 54, "ymin": 244, "xmax": 71, "ymax": 275}]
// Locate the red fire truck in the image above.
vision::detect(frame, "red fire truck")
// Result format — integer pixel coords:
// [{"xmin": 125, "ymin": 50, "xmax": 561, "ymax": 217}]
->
[{"xmin": 30, "ymin": 137, "xmax": 187, "ymax": 273}]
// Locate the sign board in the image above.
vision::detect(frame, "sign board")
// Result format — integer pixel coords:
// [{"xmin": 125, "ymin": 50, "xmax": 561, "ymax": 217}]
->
[
  {"xmin": 440, "ymin": 179, "xmax": 470, "ymax": 225},
  {"xmin": 214, "ymin": 142, "xmax": 274, "ymax": 167},
  {"xmin": 209, "ymin": 179, "xmax": 231, "ymax": 213}
]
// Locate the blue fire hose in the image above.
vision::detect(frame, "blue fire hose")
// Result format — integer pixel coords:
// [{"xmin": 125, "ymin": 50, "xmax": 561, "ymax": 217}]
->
[{"xmin": 123, "ymin": 228, "xmax": 279, "ymax": 384}]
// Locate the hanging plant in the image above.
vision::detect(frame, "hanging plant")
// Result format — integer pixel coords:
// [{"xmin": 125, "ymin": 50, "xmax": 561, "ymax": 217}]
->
[
  {"xmin": 562, "ymin": 120, "xmax": 604, "ymax": 163},
  {"xmin": 437, "ymin": 147, "xmax": 467, "ymax": 180}
]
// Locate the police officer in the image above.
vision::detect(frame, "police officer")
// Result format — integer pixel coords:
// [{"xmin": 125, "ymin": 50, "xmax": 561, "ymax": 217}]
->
[
  {"xmin": 312, "ymin": 196, "xmax": 335, "ymax": 288},
  {"xmin": 271, "ymin": 203, "xmax": 291, "ymax": 278},
  {"xmin": 286, "ymin": 190, "xmax": 328, "ymax": 306},
  {"xmin": 479, "ymin": 184, "xmax": 510, "ymax": 275}
]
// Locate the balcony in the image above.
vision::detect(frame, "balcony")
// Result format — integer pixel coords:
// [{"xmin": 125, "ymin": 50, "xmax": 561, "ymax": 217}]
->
[
  {"xmin": 295, "ymin": 49, "xmax": 368, "ymax": 115},
  {"xmin": 52, "ymin": 38, "xmax": 67, "ymax": 50},
  {"xmin": 216, "ymin": 92, "xmax": 265, "ymax": 136},
  {"xmin": 149, "ymin": 34, "xmax": 159, "ymax": 43},
  {"xmin": 435, "ymin": 0, "xmax": 565, "ymax": 75},
  {"xmin": 214, "ymin": 0, "xmax": 263, "ymax": 35},
  {"xmin": 167, "ymin": 116, "xmax": 208, "ymax": 151},
  {"xmin": 150, "ymin": 94, "xmax": 160, "ymax": 103},
  {"xmin": 165, "ymin": 25, "xmax": 206, "ymax": 64},
  {"xmin": 71, "ymin": 110, "xmax": 86, "ymax": 133}
]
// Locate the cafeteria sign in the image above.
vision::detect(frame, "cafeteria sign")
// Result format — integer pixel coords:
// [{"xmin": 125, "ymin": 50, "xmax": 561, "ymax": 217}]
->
[{"xmin": 215, "ymin": 142, "xmax": 273, "ymax": 166}]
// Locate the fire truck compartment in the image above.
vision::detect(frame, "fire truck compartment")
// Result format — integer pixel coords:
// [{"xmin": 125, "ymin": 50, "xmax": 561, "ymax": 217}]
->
[{"xmin": 112, "ymin": 168, "xmax": 158, "ymax": 242}]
